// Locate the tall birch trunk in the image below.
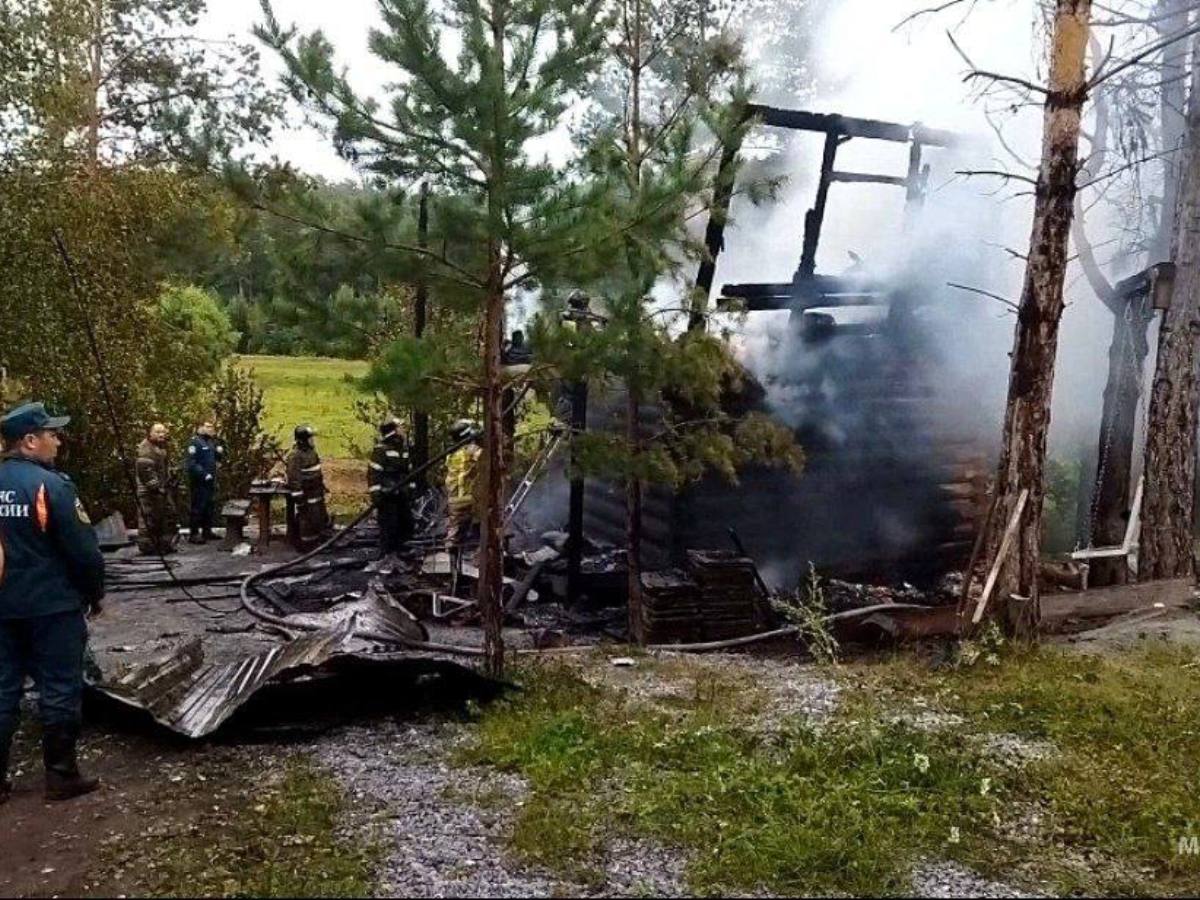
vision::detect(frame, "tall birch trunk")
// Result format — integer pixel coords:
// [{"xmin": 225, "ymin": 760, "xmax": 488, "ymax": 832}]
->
[{"xmin": 985, "ymin": 0, "xmax": 1092, "ymax": 636}]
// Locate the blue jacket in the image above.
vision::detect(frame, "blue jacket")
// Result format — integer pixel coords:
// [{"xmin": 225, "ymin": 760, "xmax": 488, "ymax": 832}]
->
[
  {"xmin": 0, "ymin": 454, "xmax": 105, "ymax": 619},
  {"xmin": 185, "ymin": 434, "xmax": 225, "ymax": 485}
]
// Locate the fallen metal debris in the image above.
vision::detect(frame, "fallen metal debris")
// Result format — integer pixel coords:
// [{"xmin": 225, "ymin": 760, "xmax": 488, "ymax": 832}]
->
[{"xmin": 90, "ymin": 606, "xmax": 435, "ymax": 739}]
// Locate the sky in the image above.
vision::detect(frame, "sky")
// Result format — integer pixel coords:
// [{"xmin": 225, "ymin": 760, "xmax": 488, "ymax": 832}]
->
[
  {"xmin": 199, "ymin": 0, "xmax": 389, "ymax": 180},
  {"xmin": 203, "ymin": 0, "xmax": 1048, "ymax": 183}
]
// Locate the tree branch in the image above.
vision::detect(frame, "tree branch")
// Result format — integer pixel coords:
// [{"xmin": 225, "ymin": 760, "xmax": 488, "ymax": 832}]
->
[
  {"xmin": 252, "ymin": 202, "xmax": 485, "ymax": 290},
  {"xmin": 946, "ymin": 281, "xmax": 1020, "ymax": 312},
  {"xmin": 1090, "ymin": 18, "xmax": 1200, "ymax": 88}
]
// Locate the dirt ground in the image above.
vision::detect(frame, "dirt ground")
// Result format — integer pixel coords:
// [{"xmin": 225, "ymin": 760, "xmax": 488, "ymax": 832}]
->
[{"xmin": 0, "ymin": 708, "xmax": 263, "ymax": 898}]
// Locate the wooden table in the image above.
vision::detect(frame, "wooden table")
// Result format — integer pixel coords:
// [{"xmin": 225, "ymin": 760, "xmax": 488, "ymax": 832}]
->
[{"xmin": 248, "ymin": 481, "xmax": 293, "ymax": 554}]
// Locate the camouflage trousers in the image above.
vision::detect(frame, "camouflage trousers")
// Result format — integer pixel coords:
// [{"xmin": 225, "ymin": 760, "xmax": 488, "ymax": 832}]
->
[{"xmin": 137, "ymin": 492, "xmax": 179, "ymax": 554}]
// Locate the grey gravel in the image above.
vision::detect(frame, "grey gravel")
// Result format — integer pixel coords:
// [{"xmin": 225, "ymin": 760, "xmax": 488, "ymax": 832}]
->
[
  {"xmin": 976, "ymin": 732, "xmax": 1055, "ymax": 767},
  {"xmin": 574, "ymin": 651, "xmax": 840, "ymax": 733},
  {"xmin": 910, "ymin": 861, "xmax": 1047, "ymax": 898},
  {"xmin": 312, "ymin": 718, "xmax": 690, "ymax": 898}
]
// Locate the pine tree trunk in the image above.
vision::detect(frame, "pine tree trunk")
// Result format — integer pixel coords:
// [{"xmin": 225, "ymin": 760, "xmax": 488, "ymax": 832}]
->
[
  {"xmin": 1155, "ymin": 0, "xmax": 1190, "ymax": 263},
  {"xmin": 626, "ymin": 390, "xmax": 645, "ymax": 644},
  {"xmin": 1140, "ymin": 31, "xmax": 1200, "ymax": 582},
  {"xmin": 476, "ymin": 3, "xmax": 509, "ymax": 679},
  {"xmin": 624, "ymin": 0, "xmax": 647, "ymax": 646},
  {"xmin": 985, "ymin": 0, "xmax": 1091, "ymax": 637},
  {"xmin": 478, "ymin": 245, "xmax": 507, "ymax": 678}
]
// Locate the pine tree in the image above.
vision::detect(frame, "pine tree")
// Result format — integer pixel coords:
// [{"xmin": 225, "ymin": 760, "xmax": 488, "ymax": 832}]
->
[
  {"xmin": 257, "ymin": 0, "xmax": 608, "ymax": 677},
  {"xmin": 2, "ymin": 0, "xmax": 280, "ymax": 169},
  {"xmin": 981, "ymin": 0, "xmax": 1093, "ymax": 636},
  {"xmin": 536, "ymin": 0, "xmax": 800, "ymax": 641}
]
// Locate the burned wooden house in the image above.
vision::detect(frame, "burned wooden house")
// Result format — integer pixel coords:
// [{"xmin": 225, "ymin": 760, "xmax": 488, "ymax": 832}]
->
[{"xmin": 572, "ymin": 106, "xmax": 992, "ymax": 592}]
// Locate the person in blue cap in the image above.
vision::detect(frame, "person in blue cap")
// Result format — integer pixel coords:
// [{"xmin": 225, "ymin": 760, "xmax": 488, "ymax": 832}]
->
[
  {"xmin": 0, "ymin": 401, "xmax": 105, "ymax": 803},
  {"xmin": 184, "ymin": 420, "xmax": 225, "ymax": 545}
]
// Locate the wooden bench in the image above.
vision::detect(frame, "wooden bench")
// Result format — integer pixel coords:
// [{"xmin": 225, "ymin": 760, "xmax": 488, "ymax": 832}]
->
[{"xmin": 219, "ymin": 499, "xmax": 252, "ymax": 550}]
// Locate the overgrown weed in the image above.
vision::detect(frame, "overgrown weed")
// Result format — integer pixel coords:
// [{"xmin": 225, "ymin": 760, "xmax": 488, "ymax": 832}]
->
[{"xmin": 772, "ymin": 563, "xmax": 839, "ymax": 665}]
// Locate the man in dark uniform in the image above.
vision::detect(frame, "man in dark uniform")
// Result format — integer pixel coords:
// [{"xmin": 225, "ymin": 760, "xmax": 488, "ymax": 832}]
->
[
  {"xmin": 135, "ymin": 422, "xmax": 178, "ymax": 555},
  {"xmin": 286, "ymin": 425, "xmax": 329, "ymax": 546},
  {"xmin": 0, "ymin": 402, "xmax": 104, "ymax": 803},
  {"xmin": 184, "ymin": 420, "xmax": 224, "ymax": 545},
  {"xmin": 368, "ymin": 418, "xmax": 414, "ymax": 558}
]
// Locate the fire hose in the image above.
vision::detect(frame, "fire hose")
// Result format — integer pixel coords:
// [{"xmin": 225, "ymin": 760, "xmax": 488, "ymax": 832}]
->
[
  {"xmin": 239, "ymin": 394, "xmax": 895, "ymax": 659},
  {"xmin": 240, "ymin": 429, "xmax": 493, "ymax": 656}
]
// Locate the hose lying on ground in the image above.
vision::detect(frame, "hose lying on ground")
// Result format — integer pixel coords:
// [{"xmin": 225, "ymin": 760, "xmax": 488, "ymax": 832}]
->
[
  {"xmin": 239, "ymin": 434, "xmax": 491, "ymax": 657},
  {"xmin": 240, "ymin": 427, "xmax": 936, "ymax": 659}
]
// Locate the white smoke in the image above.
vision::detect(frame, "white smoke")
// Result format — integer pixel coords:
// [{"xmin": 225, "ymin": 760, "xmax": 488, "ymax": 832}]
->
[{"xmin": 712, "ymin": 0, "xmax": 1150, "ymax": 466}]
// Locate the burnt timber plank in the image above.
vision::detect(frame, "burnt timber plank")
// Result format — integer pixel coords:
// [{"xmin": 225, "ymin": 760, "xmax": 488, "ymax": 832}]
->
[
  {"xmin": 830, "ymin": 171, "xmax": 910, "ymax": 187},
  {"xmin": 746, "ymin": 104, "xmax": 959, "ymax": 148},
  {"xmin": 1040, "ymin": 577, "xmax": 1194, "ymax": 625}
]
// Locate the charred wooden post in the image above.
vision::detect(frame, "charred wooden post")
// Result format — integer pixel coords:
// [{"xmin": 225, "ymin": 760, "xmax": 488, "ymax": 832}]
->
[
  {"xmin": 797, "ymin": 130, "xmax": 842, "ymax": 282},
  {"xmin": 691, "ymin": 124, "xmax": 747, "ymax": 332},
  {"xmin": 563, "ymin": 291, "xmax": 602, "ymax": 605},
  {"xmin": 567, "ymin": 377, "xmax": 588, "ymax": 603},
  {"xmin": 1086, "ymin": 269, "xmax": 1158, "ymax": 586},
  {"xmin": 904, "ymin": 140, "xmax": 931, "ymax": 220}
]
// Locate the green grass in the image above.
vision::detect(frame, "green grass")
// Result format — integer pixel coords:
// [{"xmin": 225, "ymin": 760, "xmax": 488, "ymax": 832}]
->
[
  {"xmin": 237, "ymin": 354, "xmax": 372, "ymax": 459},
  {"xmin": 855, "ymin": 644, "xmax": 1200, "ymax": 895},
  {"xmin": 103, "ymin": 757, "xmax": 377, "ymax": 897},
  {"xmin": 461, "ymin": 646, "xmax": 1200, "ymax": 896}
]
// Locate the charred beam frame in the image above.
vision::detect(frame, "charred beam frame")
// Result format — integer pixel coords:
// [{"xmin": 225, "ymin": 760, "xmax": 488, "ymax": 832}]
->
[{"xmin": 690, "ymin": 103, "xmax": 959, "ymax": 326}]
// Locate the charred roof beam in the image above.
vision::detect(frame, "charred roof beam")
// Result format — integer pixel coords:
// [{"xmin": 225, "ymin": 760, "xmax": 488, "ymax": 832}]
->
[
  {"xmin": 690, "ymin": 104, "xmax": 958, "ymax": 321},
  {"xmin": 745, "ymin": 104, "xmax": 959, "ymax": 148}
]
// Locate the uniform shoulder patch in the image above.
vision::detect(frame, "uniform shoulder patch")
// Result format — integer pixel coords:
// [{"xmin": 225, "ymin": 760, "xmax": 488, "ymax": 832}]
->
[
  {"xmin": 75, "ymin": 497, "xmax": 90, "ymax": 524},
  {"xmin": 188, "ymin": 445, "xmax": 197, "ymax": 455}
]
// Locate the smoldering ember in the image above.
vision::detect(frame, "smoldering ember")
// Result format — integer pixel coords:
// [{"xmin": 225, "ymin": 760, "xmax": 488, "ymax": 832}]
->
[{"xmin": 5, "ymin": 0, "xmax": 1200, "ymax": 898}]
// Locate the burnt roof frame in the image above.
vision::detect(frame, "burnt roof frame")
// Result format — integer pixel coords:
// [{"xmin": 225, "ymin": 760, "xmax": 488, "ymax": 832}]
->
[{"xmin": 691, "ymin": 103, "xmax": 960, "ymax": 326}]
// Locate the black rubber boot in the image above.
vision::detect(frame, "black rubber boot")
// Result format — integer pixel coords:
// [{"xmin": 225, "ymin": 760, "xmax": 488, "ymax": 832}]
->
[{"xmin": 43, "ymin": 725, "xmax": 99, "ymax": 802}]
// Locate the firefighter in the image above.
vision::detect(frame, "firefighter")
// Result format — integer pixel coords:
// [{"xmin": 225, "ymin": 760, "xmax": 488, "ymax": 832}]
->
[
  {"xmin": 135, "ymin": 422, "xmax": 178, "ymax": 555},
  {"xmin": 445, "ymin": 419, "xmax": 483, "ymax": 548},
  {"xmin": 368, "ymin": 418, "xmax": 414, "ymax": 557},
  {"xmin": 0, "ymin": 402, "xmax": 104, "ymax": 803},
  {"xmin": 184, "ymin": 421, "xmax": 224, "ymax": 544},
  {"xmin": 286, "ymin": 425, "xmax": 329, "ymax": 545}
]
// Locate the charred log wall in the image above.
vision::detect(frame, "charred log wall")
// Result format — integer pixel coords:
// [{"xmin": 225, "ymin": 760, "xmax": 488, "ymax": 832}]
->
[{"xmin": 577, "ymin": 312, "xmax": 989, "ymax": 591}]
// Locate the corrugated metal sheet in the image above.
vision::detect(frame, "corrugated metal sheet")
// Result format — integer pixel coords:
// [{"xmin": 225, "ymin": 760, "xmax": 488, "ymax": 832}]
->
[{"xmin": 91, "ymin": 587, "xmax": 431, "ymax": 739}]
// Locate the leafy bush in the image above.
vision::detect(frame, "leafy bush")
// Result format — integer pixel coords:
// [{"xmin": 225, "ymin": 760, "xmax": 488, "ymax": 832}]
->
[
  {"xmin": 157, "ymin": 283, "xmax": 239, "ymax": 373},
  {"xmin": 0, "ymin": 165, "xmax": 238, "ymax": 517},
  {"xmin": 205, "ymin": 366, "xmax": 282, "ymax": 500}
]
